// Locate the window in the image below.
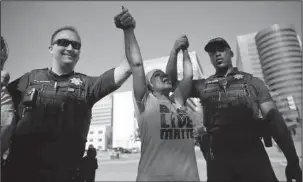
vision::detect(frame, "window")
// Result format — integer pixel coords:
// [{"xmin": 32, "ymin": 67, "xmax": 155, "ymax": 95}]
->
[
  {"xmin": 98, "ymin": 130, "xmax": 103, "ymax": 134},
  {"xmin": 89, "ymin": 131, "xmax": 94, "ymax": 134},
  {"xmin": 98, "ymin": 138, "xmax": 103, "ymax": 142},
  {"xmin": 89, "ymin": 139, "xmax": 93, "ymax": 142}
]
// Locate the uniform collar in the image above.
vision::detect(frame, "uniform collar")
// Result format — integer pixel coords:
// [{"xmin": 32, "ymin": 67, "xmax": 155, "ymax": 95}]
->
[
  {"xmin": 48, "ymin": 68, "xmax": 75, "ymax": 81},
  {"xmin": 214, "ymin": 67, "xmax": 239, "ymax": 77}
]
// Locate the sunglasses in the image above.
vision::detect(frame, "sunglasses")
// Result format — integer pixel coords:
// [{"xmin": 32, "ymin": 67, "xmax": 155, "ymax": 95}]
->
[{"xmin": 53, "ymin": 39, "xmax": 81, "ymax": 50}]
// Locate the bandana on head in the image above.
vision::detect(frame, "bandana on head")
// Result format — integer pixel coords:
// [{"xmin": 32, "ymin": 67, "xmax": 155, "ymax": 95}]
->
[{"xmin": 145, "ymin": 69, "xmax": 162, "ymax": 91}]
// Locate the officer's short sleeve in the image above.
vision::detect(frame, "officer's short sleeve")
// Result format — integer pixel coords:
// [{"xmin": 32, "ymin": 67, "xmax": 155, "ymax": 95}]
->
[
  {"xmin": 7, "ymin": 72, "xmax": 30, "ymax": 107},
  {"xmin": 250, "ymin": 77, "xmax": 272, "ymax": 104},
  {"xmin": 86, "ymin": 68, "xmax": 121, "ymax": 105},
  {"xmin": 190, "ymin": 79, "xmax": 205, "ymax": 98}
]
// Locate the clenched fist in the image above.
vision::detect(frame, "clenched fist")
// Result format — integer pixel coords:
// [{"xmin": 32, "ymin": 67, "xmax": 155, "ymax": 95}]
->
[
  {"xmin": 174, "ymin": 35, "xmax": 189, "ymax": 52},
  {"xmin": 114, "ymin": 6, "xmax": 136, "ymax": 30}
]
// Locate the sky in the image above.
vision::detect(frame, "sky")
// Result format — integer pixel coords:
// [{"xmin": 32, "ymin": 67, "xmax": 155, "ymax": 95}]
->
[{"xmin": 1, "ymin": 1, "xmax": 302, "ymax": 93}]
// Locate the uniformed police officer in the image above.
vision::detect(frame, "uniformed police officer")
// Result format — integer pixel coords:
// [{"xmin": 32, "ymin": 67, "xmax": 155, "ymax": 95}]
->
[
  {"xmin": 166, "ymin": 37, "xmax": 302, "ymax": 182},
  {"xmin": 2, "ymin": 7, "xmax": 136, "ymax": 182}
]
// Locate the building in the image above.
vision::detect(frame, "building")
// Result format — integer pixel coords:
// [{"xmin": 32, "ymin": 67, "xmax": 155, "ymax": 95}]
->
[
  {"xmin": 236, "ymin": 32, "xmax": 264, "ymax": 80},
  {"xmin": 143, "ymin": 51, "xmax": 204, "ymax": 80},
  {"xmin": 255, "ymin": 24, "xmax": 302, "ymax": 121},
  {"xmin": 297, "ymin": 35, "xmax": 302, "ymax": 48},
  {"xmin": 112, "ymin": 91, "xmax": 138, "ymax": 149},
  {"xmin": 86, "ymin": 95, "xmax": 113, "ymax": 150},
  {"xmin": 86, "ymin": 125, "xmax": 111, "ymax": 151},
  {"xmin": 91, "ymin": 95, "xmax": 113, "ymax": 126}
]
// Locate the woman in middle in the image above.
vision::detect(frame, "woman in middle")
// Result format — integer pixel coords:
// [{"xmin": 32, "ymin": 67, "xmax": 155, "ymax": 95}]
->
[{"xmin": 117, "ymin": 9, "xmax": 200, "ymax": 181}]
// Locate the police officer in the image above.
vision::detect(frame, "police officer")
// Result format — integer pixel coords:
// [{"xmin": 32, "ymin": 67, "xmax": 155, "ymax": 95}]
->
[
  {"xmin": 166, "ymin": 37, "xmax": 302, "ymax": 182},
  {"xmin": 2, "ymin": 7, "xmax": 136, "ymax": 182}
]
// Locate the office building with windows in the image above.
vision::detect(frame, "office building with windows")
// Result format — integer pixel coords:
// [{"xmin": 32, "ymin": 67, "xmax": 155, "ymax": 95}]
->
[
  {"xmin": 236, "ymin": 32, "xmax": 264, "ymax": 80},
  {"xmin": 86, "ymin": 125, "xmax": 111, "ymax": 151},
  {"xmin": 86, "ymin": 95, "xmax": 113, "ymax": 150},
  {"xmin": 255, "ymin": 24, "xmax": 302, "ymax": 121}
]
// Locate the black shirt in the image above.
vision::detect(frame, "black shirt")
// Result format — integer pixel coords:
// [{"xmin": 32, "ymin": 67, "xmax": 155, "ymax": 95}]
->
[
  {"xmin": 8, "ymin": 68, "xmax": 120, "ymax": 108},
  {"xmin": 190, "ymin": 67, "xmax": 272, "ymax": 105},
  {"xmin": 7, "ymin": 68, "xmax": 120, "ymax": 169}
]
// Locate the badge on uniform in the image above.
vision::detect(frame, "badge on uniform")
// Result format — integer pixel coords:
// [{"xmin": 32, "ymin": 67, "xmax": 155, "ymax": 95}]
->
[{"xmin": 70, "ymin": 77, "xmax": 83, "ymax": 86}]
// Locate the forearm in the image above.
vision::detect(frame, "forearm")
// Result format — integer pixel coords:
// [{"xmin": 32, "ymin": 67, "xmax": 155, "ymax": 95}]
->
[
  {"xmin": 182, "ymin": 50, "xmax": 193, "ymax": 79},
  {"xmin": 166, "ymin": 48, "xmax": 179, "ymax": 88},
  {"xmin": 123, "ymin": 28, "xmax": 146, "ymax": 102},
  {"xmin": 123, "ymin": 28, "xmax": 143, "ymax": 68},
  {"xmin": 174, "ymin": 50, "xmax": 193, "ymax": 105},
  {"xmin": 267, "ymin": 109, "xmax": 299, "ymax": 164}
]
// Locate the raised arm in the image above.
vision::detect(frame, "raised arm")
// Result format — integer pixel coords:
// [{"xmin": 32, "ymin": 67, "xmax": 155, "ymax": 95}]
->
[
  {"xmin": 115, "ymin": 7, "xmax": 146, "ymax": 103},
  {"xmin": 165, "ymin": 35, "xmax": 189, "ymax": 90},
  {"xmin": 173, "ymin": 49, "xmax": 193, "ymax": 106}
]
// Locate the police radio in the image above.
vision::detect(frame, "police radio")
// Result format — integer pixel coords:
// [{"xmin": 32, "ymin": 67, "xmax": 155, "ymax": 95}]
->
[{"xmin": 22, "ymin": 88, "xmax": 38, "ymax": 107}]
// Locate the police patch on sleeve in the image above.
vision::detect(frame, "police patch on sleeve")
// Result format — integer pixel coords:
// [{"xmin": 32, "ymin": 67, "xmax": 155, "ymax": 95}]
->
[{"xmin": 70, "ymin": 77, "xmax": 83, "ymax": 86}]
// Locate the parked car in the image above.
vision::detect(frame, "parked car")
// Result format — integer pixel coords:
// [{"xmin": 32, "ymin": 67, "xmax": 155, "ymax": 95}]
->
[{"xmin": 113, "ymin": 147, "xmax": 132, "ymax": 154}]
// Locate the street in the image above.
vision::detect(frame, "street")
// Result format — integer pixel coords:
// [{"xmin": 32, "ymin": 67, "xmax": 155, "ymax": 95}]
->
[{"xmin": 95, "ymin": 141, "xmax": 301, "ymax": 181}]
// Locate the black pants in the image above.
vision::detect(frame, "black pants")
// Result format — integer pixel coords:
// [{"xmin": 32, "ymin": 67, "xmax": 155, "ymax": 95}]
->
[
  {"xmin": 2, "ymin": 163, "xmax": 82, "ymax": 182},
  {"xmin": 206, "ymin": 139, "xmax": 279, "ymax": 182}
]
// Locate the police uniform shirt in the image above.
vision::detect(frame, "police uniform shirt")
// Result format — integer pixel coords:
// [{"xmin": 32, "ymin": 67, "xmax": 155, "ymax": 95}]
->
[
  {"xmin": 6, "ymin": 68, "xmax": 120, "ymax": 169},
  {"xmin": 134, "ymin": 92, "xmax": 200, "ymax": 182},
  {"xmin": 191, "ymin": 67, "xmax": 272, "ymax": 115},
  {"xmin": 190, "ymin": 67, "xmax": 273, "ymax": 143}
]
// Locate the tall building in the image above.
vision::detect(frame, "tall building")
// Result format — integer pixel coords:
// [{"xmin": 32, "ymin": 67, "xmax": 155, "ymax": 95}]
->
[
  {"xmin": 143, "ymin": 51, "xmax": 204, "ymax": 80},
  {"xmin": 236, "ymin": 32, "xmax": 264, "ymax": 80},
  {"xmin": 297, "ymin": 35, "xmax": 302, "ymax": 48},
  {"xmin": 255, "ymin": 24, "xmax": 302, "ymax": 121},
  {"xmin": 86, "ymin": 125, "xmax": 111, "ymax": 151},
  {"xmin": 86, "ymin": 95, "xmax": 113, "ymax": 150},
  {"xmin": 112, "ymin": 91, "xmax": 138, "ymax": 149},
  {"xmin": 91, "ymin": 95, "xmax": 113, "ymax": 126}
]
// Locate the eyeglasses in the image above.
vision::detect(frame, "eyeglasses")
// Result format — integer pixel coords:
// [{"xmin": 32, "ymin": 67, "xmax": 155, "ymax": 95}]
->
[{"xmin": 52, "ymin": 39, "xmax": 81, "ymax": 50}]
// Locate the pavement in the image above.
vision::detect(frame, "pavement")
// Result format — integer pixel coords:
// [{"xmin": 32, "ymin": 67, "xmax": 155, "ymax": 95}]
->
[{"xmin": 94, "ymin": 139, "xmax": 301, "ymax": 181}]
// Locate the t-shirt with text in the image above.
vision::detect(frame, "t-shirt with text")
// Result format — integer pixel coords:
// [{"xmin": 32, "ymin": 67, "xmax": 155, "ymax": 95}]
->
[{"xmin": 134, "ymin": 93, "xmax": 200, "ymax": 181}]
